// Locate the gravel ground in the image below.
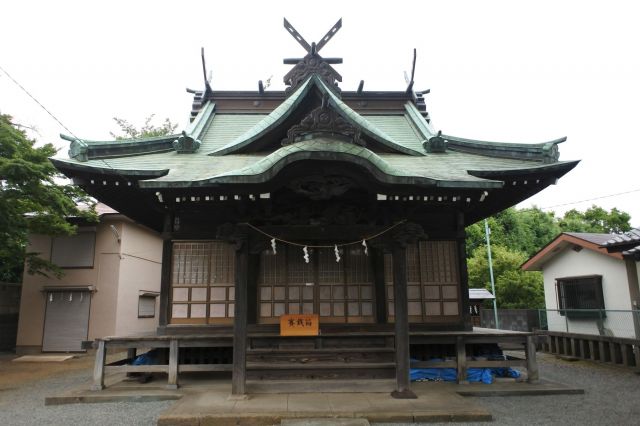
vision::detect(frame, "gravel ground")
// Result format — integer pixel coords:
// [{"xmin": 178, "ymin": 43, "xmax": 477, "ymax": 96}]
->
[
  {"xmin": 380, "ymin": 352, "xmax": 640, "ymax": 426},
  {"xmin": 0, "ymin": 355, "xmax": 173, "ymax": 426},
  {"xmin": 0, "ymin": 352, "xmax": 639, "ymax": 425}
]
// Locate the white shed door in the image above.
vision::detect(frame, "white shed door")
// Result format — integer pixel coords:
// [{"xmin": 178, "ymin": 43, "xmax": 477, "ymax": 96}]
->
[{"xmin": 42, "ymin": 291, "xmax": 91, "ymax": 352}]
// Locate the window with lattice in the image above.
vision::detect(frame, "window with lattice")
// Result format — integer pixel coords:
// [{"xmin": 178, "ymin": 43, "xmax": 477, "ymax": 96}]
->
[
  {"xmin": 385, "ymin": 240, "xmax": 460, "ymax": 323},
  {"xmin": 170, "ymin": 241, "xmax": 235, "ymax": 324},
  {"xmin": 257, "ymin": 246, "xmax": 374, "ymax": 324}
]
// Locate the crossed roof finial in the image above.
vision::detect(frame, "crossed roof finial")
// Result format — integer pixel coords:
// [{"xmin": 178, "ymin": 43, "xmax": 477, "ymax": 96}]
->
[
  {"xmin": 284, "ymin": 18, "xmax": 342, "ymax": 57},
  {"xmin": 282, "ymin": 18, "xmax": 343, "ymax": 95}
]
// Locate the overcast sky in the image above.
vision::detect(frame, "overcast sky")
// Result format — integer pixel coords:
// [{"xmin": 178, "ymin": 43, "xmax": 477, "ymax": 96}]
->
[{"xmin": 2, "ymin": 0, "xmax": 639, "ymax": 226}]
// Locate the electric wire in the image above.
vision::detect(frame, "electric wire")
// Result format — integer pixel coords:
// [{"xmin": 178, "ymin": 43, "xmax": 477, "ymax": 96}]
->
[
  {"xmin": 538, "ymin": 188, "xmax": 640, "ymax": 210},
  {"xmin": 0, "ymin": 63, "xmax": 79, "ymax": 140}
]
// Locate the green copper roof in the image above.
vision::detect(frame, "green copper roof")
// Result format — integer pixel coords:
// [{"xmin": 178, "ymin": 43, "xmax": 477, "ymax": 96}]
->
[
  {"xmin": 52, "ymin": 71, "xmax": 577, "ymax": 193},
  {"xmin": 208, "ymin": 74, "xmax": 423, "ymax": 157},
  {"xmin": 139, "ymin": 137, "xmax": 502, "ymax": 189}
]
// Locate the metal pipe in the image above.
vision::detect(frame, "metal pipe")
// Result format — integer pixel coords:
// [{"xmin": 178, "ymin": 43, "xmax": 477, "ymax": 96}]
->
[{"xmin": 484, "ymin": 219, "xmax": 499, "ymax": 329}]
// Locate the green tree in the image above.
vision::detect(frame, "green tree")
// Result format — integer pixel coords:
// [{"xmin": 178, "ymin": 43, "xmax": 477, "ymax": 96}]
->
[
  {"xmin": 110, "ymin": 114, "xmax": 178, "ymax": 140},
  {"xmin": 467, "ymin": 244, "xmax": 544, "ymax": 308},
  {"xmin": 0, "ymin": 114, "xmax": 96, "ymax": 282},
  {"xmin": 495, "ymin": 270, "xmax": 545, "ymax": 309},
  {"xmin": 465, "ymin": 207, "xmax": 559, "ymax": 258},
  {"xmin": 559, "ymin": 205, "xmax": 632, "ymax": 234}
]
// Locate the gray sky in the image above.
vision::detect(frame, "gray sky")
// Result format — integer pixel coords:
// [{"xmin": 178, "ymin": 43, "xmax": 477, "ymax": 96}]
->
[{"xmin": 2, "ymin": 0, "xmax": 639, "ymax": 225}]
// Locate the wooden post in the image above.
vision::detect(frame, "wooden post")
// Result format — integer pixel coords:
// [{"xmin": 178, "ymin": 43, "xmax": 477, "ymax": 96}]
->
[
  {"xmin": 91, "ymin": 340, "xmax": 106, "ymax": 391},
  {"xmin": 167, "ymin": 339, "xmax": 179, "ymax": 389},
  {"xmin": 598, "ymin": 341, "xmax": 606, "ymax": 362},
  {"xmin": 456, "ymin": 213, "xmax": 473, "ymax": 330},
  {"xmin": 372, "ymin": 248, "xmax": 388, "ymax": 324},
  {"xmin": 127, "ymin": 347, "xmax": 137, "ymax": 361},
  {"xmin": 456, "ymin": 336, "xmax": 468, "ymax": 384},
  {"xmin": 126, "ymin": 347, "xmax": 137, "ymax": 378},
  {"xmin": 588, "ymin": 340, "xmax": 596, "ymax": 361},
  {"xmin": 159, "ymin": 212, "xmax": 174, "ymax": 327},
  {"xmin": 610, "ymin": 342, "xmax": 618, "ymax": 365},
  {"xmin": 232, "ymin": 237, "xmax": 249, "ymax": 396},
  {"xmin": 579, "ymin": 340, "xmax": 586, "ymax": 359},
  {"xmin": 526, "ymin": 335, "xmax": 539, "ymax": 383},
  {"xmin": 391, "ymin": 244, "xmax": 416, "ymax": 399}
]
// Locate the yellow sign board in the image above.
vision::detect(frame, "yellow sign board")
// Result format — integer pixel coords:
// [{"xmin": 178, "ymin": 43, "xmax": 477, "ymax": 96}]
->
[{"xmin": 280, "ymin": 314, "xmax": 319, "ymax": 336}]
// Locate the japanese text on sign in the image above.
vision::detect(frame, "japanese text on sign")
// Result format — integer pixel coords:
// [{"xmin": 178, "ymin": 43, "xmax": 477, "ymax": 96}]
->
[{"xmin": 280, "ymin": 314, "xmax": 319, "ymax": 336}]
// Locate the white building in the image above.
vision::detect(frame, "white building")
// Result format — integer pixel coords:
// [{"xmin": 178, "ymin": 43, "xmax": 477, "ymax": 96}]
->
[{"xmin": 522, "ymin": 232, "xmax": 640, "ymax": 338}]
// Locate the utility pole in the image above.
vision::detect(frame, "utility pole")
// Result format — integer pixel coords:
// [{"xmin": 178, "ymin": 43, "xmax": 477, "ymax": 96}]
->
[{"xmin": 484, "ymin": 219, "xmax": 499, "ymax": 329}]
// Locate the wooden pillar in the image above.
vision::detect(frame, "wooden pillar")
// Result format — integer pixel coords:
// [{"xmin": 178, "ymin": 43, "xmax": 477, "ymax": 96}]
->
[
  {"xmin": 232, "ymin": 237, "xmax": 249, "ymax": 396},
  {"xmin": 456, "ymin": 336, "xmax": 468, "ymax": 384},
  {"xmin": 372, "ymin": 248, "xmax": 388, "ymax": 324},
  {"xmin": 456, "ymin": 212, "xmax": 473, "ymax": 330},
  {"xmin": 159, "ymin": 212, "xmax": 174, "ymax": 327},
  {"xmin": 126, "ymin": 347, "xmax": 137, "ymax": 378},
  {"xmin": 91, "ymin": 340, "xmax": 106, "ymax": 391},
  {"xmin": 526, "ymin": 335, "xmax": 539, "ymax": 383},
  {"xmin": 167, "ymin": 338, "xmax": 179, "ymax": 389},
  {"xmin": 391, "ymin": 244, "xmax": 416, "ymax": 399},
  {"xmin": 247, "ymin": 253, "xmax": 260, "ymax": 325}
]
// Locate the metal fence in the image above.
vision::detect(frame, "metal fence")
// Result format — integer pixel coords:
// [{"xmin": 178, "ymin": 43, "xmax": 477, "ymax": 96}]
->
[{"xmin": 539, "ymin": 309, "xmax": 640, "ymax": 339}]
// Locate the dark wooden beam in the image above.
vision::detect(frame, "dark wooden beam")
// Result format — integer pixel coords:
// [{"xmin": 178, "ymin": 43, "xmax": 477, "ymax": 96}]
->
[
  {"xmin": 247, "ymin": 253, "xmax": 260, "ymax": 325},
  {"xmin": 372, "ymin": 248, "xmax": 387, "ymax": 324},
  {"xmin": 315, "ymin": 18, "xmax": 342, "ymax": 53},
  {"xmin": 158, "ymin": 212, "xmax": 173, "ymax": 327},
  {"xmin": 232, "ymin": 237, "xmax": 249, "ymax": 395},
  {"xmin": 390, "ymin": 245, "xmax": 416, "ymax": 399},
  {"xmin": 283, "ymin": 57, "xmax": 343, "ymax": 64},
  {"xmin": 456, "ymin": 212, "xmax": 473, "ymax": 330}
]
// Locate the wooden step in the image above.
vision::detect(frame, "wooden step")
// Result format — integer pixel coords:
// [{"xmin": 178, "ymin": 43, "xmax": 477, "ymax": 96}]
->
[
  {"xmin": 247, "ymin": 361, "xmax": 396, "ymax": 370},
  {"xmin": 247, "ymin": 347, "xmax": 394, "ymax": 354},
  {"xmin": 247, "ymin": 347, "xmax": 395, "ymax": 364}
]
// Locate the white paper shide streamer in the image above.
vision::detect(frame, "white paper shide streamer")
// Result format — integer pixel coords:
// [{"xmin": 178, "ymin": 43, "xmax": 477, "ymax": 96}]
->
[
  {"xmin": 334, "ymin": 244, "xmax": 341, "ymax": 262},
  {"xmin": 362, "ymin": 239, "xmax": 368, "ymax": 256},
  {"xmin": 271, "ymin": 238, "xmax": 277, "ymax": 254},
  {"xmin": 303, "ymin": 246, "xmax": 310, "ymax": 263}
]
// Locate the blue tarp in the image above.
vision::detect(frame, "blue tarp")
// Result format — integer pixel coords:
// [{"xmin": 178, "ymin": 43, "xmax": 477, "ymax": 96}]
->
[
  {"xmin": 410, "ymin": 358, "xmax": 521, "ymax": 384},
  {"xmin": 131, "ymin": 349, "xmax": 160, "ymax": 365}
]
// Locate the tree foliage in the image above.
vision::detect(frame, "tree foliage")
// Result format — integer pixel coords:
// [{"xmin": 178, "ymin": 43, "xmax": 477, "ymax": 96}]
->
[
  {"xmin": 0, "ymin": 114, "xmax": 96, "ymax": 282},
  {"xmin": 465, "ymin": 205, "xmax": 632, "ymax": 308},
  {"xmin": 110, "ymin": 114, "xmax": 178, "ymax": 140},
  {"xmin": 558, "ymin": 205, "xmax": 632, "ymax": 234}
]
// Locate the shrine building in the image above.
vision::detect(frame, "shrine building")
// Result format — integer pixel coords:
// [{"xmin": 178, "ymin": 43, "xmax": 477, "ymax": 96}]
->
[{"xmin": 52, "ymin": 19, "xmax": 578, "ymax": 397}]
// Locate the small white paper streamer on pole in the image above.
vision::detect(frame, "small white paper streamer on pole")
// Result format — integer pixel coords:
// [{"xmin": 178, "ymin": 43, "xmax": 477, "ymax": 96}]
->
[
  {"xmin": 334, "ymin": 244, "xmax": 341, "ymax": 262},
  {"xmin": 362, "ymin": 239, "xmax": 368, "ymax": 256},
  {"xmin": 271, "ymin": 238, "xmax": 277, "ymax": 254},
  {"xmin": 303, "ymin": 246, "xmax": 310, "ymax": 263}
]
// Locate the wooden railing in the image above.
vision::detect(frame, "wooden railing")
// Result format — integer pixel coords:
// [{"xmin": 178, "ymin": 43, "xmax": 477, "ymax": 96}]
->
[
  {"xmin": 90, "ymin": 328, "xmax": 539, "ymax": 391},
  {"xmin": 91, "ymin": 335, "xmax": 233, "ymax": 390},
  {"xmin": 538, "ymin": 330, "xmax": 640, "ymax": 368}
]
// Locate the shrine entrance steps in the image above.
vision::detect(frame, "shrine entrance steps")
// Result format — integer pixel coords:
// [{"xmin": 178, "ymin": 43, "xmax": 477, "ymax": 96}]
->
[{"xmin": 247, "ymin": 334, "xmax": 396, "ymax": 380}]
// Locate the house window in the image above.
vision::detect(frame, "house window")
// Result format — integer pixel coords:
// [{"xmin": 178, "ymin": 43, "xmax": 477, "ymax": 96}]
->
[
  {"xmin": 556, "ymin": 275, "xmax": 604, "ymax": 317},
  {"xmin": 51, "ymin": 229, "xmax": 96, "ymax": 268},
  {"xmin": 138, "ymin": 292, "xmax": 159, "ymax": 318}
]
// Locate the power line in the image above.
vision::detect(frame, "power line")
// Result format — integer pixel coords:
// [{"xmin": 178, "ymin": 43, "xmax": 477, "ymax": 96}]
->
[
  {"xmin": 0, "ymin": 63, "xmax": 79, "ymax": 139},
  {"xmin": 539, "ymin": 188, "xmax": 640, "ymax": 210},
  {"xmin": 1, "ymin": 64, "xmax": 123, "ymax": 180}
]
